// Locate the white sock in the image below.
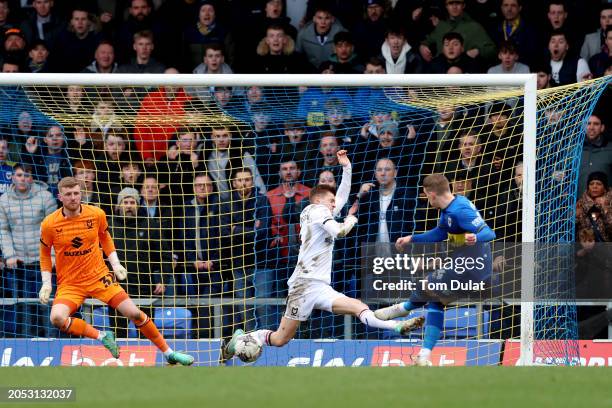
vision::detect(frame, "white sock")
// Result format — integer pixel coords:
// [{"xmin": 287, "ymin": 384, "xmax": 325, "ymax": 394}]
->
[
  {"xmin": 163, "ymin": 348, "xmax": 174, "ymax": 358},
  {"xmin": 252, "ymin": 330, "xmax": 272, "ymax": 346},
  {"xmin": 97, "ymin": 332, "xmax": 105, "ymax": 341},
  {"xmin": 358, "ymin": 309, "xmax": 397, "ymax": 331},
  {"xmin": 419, "ymin": 348, "xmax": 432, "ymax": 359}
]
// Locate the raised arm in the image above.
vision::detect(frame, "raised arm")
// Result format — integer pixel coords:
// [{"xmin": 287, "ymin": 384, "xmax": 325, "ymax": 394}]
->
[{"xmin": 334, "ymin": 150, "xmax": 352, "ymax": 217}]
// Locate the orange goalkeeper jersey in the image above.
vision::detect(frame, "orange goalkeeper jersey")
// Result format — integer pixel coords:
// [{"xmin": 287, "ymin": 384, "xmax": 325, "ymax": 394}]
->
[{"xmin": 40, "ymin": 204, "xmax": 116, "ymax": 286}]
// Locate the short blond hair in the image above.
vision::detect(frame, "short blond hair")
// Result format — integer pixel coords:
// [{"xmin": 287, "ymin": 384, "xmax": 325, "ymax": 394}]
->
[
  {"xmin": 58, "ymin": 177, "xmax": 81, "ymax": 192},
  {"xmin": 423, "ymin": 174, "xmax": 451, "ymax": 195}
]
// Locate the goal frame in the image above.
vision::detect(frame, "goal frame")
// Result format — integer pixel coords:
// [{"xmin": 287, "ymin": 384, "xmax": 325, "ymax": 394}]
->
[{"xmin": 0, "ymin": 73, "xmax": 538, "ymax": 365}]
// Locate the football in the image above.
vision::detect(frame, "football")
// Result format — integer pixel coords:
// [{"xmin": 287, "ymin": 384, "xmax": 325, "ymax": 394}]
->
[{"xmin": 234, "ymin": 334, "xmax": 263, "ymax": 363}]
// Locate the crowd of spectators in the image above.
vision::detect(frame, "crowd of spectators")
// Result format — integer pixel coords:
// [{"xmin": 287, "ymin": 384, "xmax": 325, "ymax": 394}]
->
[{"xmin": 0, "ymin": 0, "xmax": 610, "ymax": 339}]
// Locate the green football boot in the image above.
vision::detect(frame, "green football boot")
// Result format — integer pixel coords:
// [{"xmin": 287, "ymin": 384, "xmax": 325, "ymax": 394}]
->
[
  {"xmin": 100, "ymin": 331, "xmax": 120, "ymax": 358},
  {"xmin": 220, "ymin": 329, "xmax": 244, "ymax": 364},
  {"xmin": 167, "ymin": 351, "xmax": 195, "ymax": 366}
]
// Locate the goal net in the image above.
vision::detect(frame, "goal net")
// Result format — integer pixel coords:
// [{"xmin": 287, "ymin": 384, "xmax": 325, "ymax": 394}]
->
[{"xmin": 0, "ymin": 73, "xmax": 609, "ymax": 367}]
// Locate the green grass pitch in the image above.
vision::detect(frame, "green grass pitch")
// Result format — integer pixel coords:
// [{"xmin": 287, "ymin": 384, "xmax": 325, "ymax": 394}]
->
[{"xmin": 1, "ymin": 367, "xmax": 611, "ymax": 408}]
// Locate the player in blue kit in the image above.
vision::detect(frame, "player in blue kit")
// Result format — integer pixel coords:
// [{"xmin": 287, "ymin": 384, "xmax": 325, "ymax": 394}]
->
[{"xmin": 375, "ymin": 174, "xmax": 496, "ymax": 366}]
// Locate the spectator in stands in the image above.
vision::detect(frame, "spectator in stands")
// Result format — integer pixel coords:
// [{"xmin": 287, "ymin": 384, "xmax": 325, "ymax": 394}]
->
[
  {"xmin": 95, "ymin": 128, "xmax": 130, "ymax": 206},
  {"xmin": 547, "ymin": 29, "xmax": 591, "ymax": 86},
  {"xmin": 589, "ymin": 26, "xmax": 612, "ymax": 78},
  {"xmin": 20, "ymin": 0, "xmax": 64, "ymax": 51},
  {"xmin": 1, "ymin": 57, "xmax": 18, "ymax": 71},
  {"xmin": 279, "ymin": 119, "xmax": 309, "ymax": 167},
  {"xmin": 481, "ymin": 102, "xmax": 522, "ymax": 181},
  {"xmin": 81, "ymin": 41, "xmax": 118, "ymax": 73},
  {"xmin": 90, "ymin": 96, "xmax": 119, "ymax": 144},
  {"xmin": 106, "ymin": 161, "xmax": 144, "ymax": 213},
  {"xmin": 117, "ymin": 30, "xmax": 165, "ymax": 73},
  {"xmin": 420, "ymin": 0, "xmax": 496, "ymax": 64},
  {"xmin": 0, "ymin": 163, "xmax": 56, "ymax": 337},
  {"xmin": 50, "ymin": 7, "xmax": 101, "ymax": 72},
  {"xmin": 179, "ymin": 172, "xmax": 223, "ymax": 304},
  {"xmin": 380, "ymin": 25, "xmax": 423, "ymax": 74},
  {"xmin": 487, "ymin": 40, "xmax": 530, "ymax": 74},
  {"xmin": 139, "ymin": 174, "xmax": 163, "ymax": 215},
  {"xmin": 60, "ymin": 85, "xmax": 90, "ymax": 116},
  {"xmin": 581, "ymin": 5, "xmax": 612, "ymax": 62},
  {"xmin": 267, "ymin": 159, "xmax": 310, "ymax": 268},
  {"xmin": 222, "ymin": 167, "xmax": 273, "ymax": 330},
  {"xmin": 353, "ymin": 0, "xmax": 388, "ymax": 61},
  {"xmin": 72, "ymin": 159, "xmax": 101, "ymax": 205},
  {"xmin": 199, "ymin": 123, "xmax": 265, "ymax": 200},
  {"xmin": 252, "ymin": 24, "xmax": 311, "ymax": 74},
  {"xmin": 193, "ymin": 42, "xmax": 232, "ymax": 74},
  {"xmin": 303, "ymin": 133, "xmax": 342, "ymax": 187},
  {"xmin": 428, "ymin": 31, "xmax": 481, "ymax": 73},
  {"xmin": 2, "ymin": 27, "xmax": 27, "ymax": 68},
  {"xmin": 134, "ymin": 69, "xmax": 190, "ymax": 162},
  {"xmin": 296, "ymin": 3, "xmax": 345, "ymax": 69},
  {"xmin": 576, "ymin": 171, "xmax": 612, "ymax": 242},
  {"xmin": 115, "ymin": 0, "xmax": 157, "ymax": 64},
  {"xmin": 356, "ymin": 158, "xmax": 416, "ymax": 244},
  {"xmin": 578, "ymin": 114, "xmax": 612, "ymax": 195},
  {"xmin": 11, "ymin": 110, "xmax": 39, "ymax": 152},
  {"xmin": 182, "ymin": 0, "xmax": 234, "ymax": 71},
  {"xmin": 110, "ymin": 187, "xmax": 168, "ymax": 298},
  {"xmin": 0, "ymin": 138, "xmax": 13, "ymax": 195},
  {"xmin": 157, "ymin": 128, "xmax": 199, "ymax": 203},
  {"xmin": 235, "ymin": 0, "xmax": 297, "ymax": 71},
  {"xmin": 297, "ymin": 85, "xmax": 353, "ymax": 127},
  {"xmin": 543, "ymin": 1, "xmax": 579, "ymax": 52},
  {"xmin": 324, "ymin": 31, "xmax": 364, "ymax": 74},
  {"xmin": 65, "ymin": 122, "xmax": 95, "ymax": 162},
  {"xmin": 534, "ymin": 61, "xmax": 552, "ymax": 89},
  {"xmin": 355, "ymin": 120, "xmax": 413, "ymax": 183},
  {"xmin": 490, "ymin": 0, "xmax": 538, "ymax": 67},
  {"xmin": 21, "ymin": 124, "xmax": 71, "ymax": 197},
  {"xmin": 441, "ymin": 131, "xmax": 495, "ymax": 201},
  {"xmin": 27, "ymin": 39, "xmax": 49, "ymax": 72}
]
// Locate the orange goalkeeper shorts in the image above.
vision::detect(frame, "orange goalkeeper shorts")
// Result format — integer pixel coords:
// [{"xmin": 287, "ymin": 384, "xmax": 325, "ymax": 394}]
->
[{"xmin": 53, "ymin": 271, "xmax": 128, "ymax": 314}]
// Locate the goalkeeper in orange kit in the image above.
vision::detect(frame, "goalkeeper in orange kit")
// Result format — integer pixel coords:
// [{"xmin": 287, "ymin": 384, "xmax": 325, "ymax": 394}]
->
[{"xmin": 38, "ymin": 177, "xmax": 193, "ymax": 365}]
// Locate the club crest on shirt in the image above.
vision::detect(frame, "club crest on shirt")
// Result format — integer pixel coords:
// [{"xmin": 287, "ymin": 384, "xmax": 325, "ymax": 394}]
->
[
  {"xmin": 86, "ymin": 219, "xmax": 93, "ymax": 229},
  {"xmin": 447, "ymin": 217, "xmax": 452, "ymax": 227}
]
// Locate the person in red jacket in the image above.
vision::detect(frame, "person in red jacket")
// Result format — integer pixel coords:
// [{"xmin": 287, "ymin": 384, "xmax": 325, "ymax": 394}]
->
[{"xmin": 133, "ymin": 68, "xmax": 191, "ymax": 162}]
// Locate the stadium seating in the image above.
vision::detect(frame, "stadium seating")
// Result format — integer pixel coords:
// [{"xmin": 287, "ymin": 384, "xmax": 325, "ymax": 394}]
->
[{"xmin": 153, "ymin": 308, "xmax": 193, "ymax": 339}]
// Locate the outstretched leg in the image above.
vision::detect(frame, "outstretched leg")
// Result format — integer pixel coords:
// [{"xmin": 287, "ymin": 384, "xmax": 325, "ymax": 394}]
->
[
  {"xmin": 50, "ymin": 302, "xmax": 120, "ymax": 358},
  {"xmin": 222, "ymin": 317, "xmax": 300, "ymax": 363},
  {"xmin": 332, "ymin": 296, "xmax": 424, "ymax": 335}
]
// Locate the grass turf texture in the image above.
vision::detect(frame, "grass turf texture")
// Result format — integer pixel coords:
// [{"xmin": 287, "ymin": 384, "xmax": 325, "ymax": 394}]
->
[{"xmin": 0, "ymin": 367, "xmax": 610, "ymax": 408}]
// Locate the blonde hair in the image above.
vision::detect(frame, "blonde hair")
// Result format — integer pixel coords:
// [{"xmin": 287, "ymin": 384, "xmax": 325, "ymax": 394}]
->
[
  {"xmin": 58, "ymin": 176, "xmax": 81, "ymax": 192},
  {"xmin": 423, "ymin": 174, "xmax": 451, "ymax": 195}
]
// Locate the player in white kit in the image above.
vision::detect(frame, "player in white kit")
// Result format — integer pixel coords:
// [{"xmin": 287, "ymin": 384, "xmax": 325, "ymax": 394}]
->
[{"xmin": 221, "ymin": 150, "xmax": 424, "ymax": 363}]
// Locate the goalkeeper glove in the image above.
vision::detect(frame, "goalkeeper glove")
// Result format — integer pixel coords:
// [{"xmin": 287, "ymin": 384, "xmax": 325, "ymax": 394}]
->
[
  {"xmin": 108, "ymin": 251, "xmax": 127, "ymax": 281},
  {"xmin": 39, "ymin": 271, "xmax": 52, "ymax": 304}
]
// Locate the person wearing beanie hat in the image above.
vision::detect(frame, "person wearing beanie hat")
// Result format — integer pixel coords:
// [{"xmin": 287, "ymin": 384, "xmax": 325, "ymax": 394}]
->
[
  {"xmin": 576, "ymin": 171, "xmax": 612, "ymax": 242},
  {"xmin": 116, "ymin": 187, "xmax": 141, "ymax": 210},
  {"xmin": 588, "ymin": 171, "xmax": 609, "ymax": 191}
]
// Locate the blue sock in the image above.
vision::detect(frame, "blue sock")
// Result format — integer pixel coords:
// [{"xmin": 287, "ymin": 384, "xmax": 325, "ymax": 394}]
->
[
  {"xmin": 422, "ymin": 302, "xmax": 444, "ymax": 351},
  {"xmin": 402, "ymin": 300, "xmax": 425, "ymax": 312}
]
